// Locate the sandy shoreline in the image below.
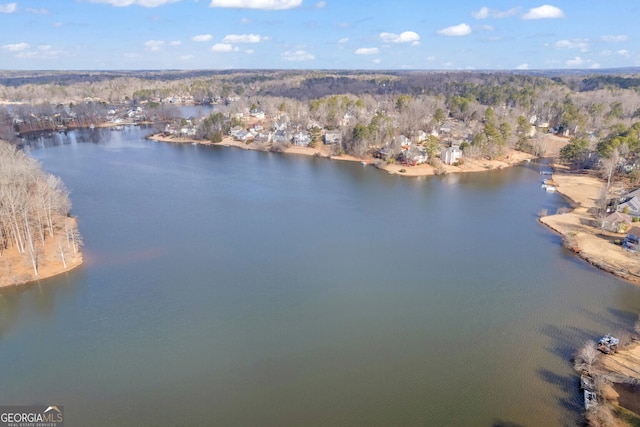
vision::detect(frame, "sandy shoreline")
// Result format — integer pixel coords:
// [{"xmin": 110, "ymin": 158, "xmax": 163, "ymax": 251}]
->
[
  {"xmin": 0, "ymin": 217, "xmax": 83, "ymax": 288},
  {"xmin": 539, "ymin": 171, "xmax": 640, "ymax": 286},
  {"xmin": 148, "ymin": 133, "xmax": 537, "ymax": 176}
]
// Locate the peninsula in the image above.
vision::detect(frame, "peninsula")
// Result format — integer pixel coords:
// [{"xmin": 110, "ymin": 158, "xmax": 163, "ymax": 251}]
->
[{"xmin": 0, "ymin": 139, "xmax": 82, "ymax": 287}]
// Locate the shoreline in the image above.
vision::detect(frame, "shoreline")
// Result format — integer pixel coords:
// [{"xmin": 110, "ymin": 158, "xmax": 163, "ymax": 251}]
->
[
  {"xmin": 539, "ymin": 171, "xmax": 640, "ymax": 286},
  {"xmin": 0, "ymin": 218, "xmax": 83, "ymax": 289},
  {"xmin": 147, "ymin": 133, "xmax": 537, "ymax": 177}
]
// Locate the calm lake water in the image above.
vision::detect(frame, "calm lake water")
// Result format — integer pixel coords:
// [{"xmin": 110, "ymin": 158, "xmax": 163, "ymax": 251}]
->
[{"xmin": 2, "ymin": 126, "xmax": 639, "ymax": 426}]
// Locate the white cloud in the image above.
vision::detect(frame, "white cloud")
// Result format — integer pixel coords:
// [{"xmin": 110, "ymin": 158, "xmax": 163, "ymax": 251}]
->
[
  {"xmin": 192, "ymin": 34, "xmax": 213, "ymax": 42},
  {"xmin": 3, "ymin": 43, "xmax": 30, "ymax": 51},
  {"xmin": 565, "ymin": 56, "xmax": 584, "ymax": 67},
  {"xmin": 372, "ymin": 58, "xmax": 381, "ymax": 64},
  {"xmin": 338, "ymin": 37, "xmax": 349, "ymax": 44},
  {"xmin": 601, "ymin": 35, "xmax": 628, "ymax": 43},
  {"xmin": 281, "ymin": 50, "xmax": 314, "ymax": 61},
  {"xmin": 426, "ymin": 55, "xmax": 436, "ymax": 61},
  {"xmin": 437, "ymin": 23, "xmax": 471, "ymax": 36},
  {"xmin": 0, "ymin": 2, "xmax": 16, "ymax": 13},
  {"xmin": 222, "ymin": 33, "xmax": 268, "ymax": 43},
  {"xmin": 315, "ymin": 1, "xmax": 326, "ymax": 8},
  {"xmin": 554, "ymin": 39, "xmax": 589, "ymax": 52},
  {"xmin": 209, "ymin": 0, "xmax": 302, "ymax": 9},
  {"xmin": 89, "ymin": 0, "xmax": 182, "ymax": 7},
  {"xmin": 590, "ymin": 62, "xmax": 600, "ymax": 69},
  {"xmin": 145, "ymin": 40, "xmax": 165, "ymax": 51},
  {"xmin": 245, "ymin": 49, "xmax": 254, "ymax": 54},
  {"xmin": 211, "ymin": 43, "xmax": 234, "ymax": 52},
  {"xmin": 516, "ymin": 63, "xmax": 529, "ymax": 70},
  {"xmin": 522, "ymin": 4, "xmax": 565, "ymax": 20},
  {"xmin": 617, "ymin": 49, "xmax": 631, "ymax": 57},
  {"xmin": 472, "ymin": 6, "xmax": 489, "ymax": 19},
  {"xmin": 379, "ymin": 31, "xmax": 420, "ymax": 44},
  {"xmin": 354, "ymin": 47, "xmax": 379, "ymax": 55},
  {"xmin": 12, "ymin": 46, "xmax": 68, "ymax": 60},
  {"xmin": 179, "ymin": 54, "xmax": 194, "ymax": 60},
  {"xmin": 472, "ymin": 6, "xmax": 517, "ymax": 19},
  {"xmin": 170, "ymin": 40, "xmax": 182, "ymax": 46}
]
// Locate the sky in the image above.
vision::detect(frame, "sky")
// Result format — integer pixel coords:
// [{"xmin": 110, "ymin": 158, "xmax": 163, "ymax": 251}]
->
[{"xmin": 0, "ymin": 0, "xmax": 639, "ymax": 71}]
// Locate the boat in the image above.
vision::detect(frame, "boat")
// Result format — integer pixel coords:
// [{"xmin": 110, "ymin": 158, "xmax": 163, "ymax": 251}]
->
[
  {"xmin": 580, "ymin": 373, "xmax": 595, "ymax": 391},
  {"xmin": 541, "ymin": 184, "xmax": 556, "ymax": 192},
  {"xmin": 597, "ymin": 334, "xmax": 619, "ymax": 354},
  {"xmin": 584, "ymin": 390, "xmax": 597, "ymax": 410}
]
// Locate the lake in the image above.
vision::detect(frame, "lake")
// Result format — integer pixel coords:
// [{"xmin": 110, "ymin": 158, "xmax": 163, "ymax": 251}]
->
[{"xmin": 1, "ymin": 126, "xmax": 639, "ymax": 426}]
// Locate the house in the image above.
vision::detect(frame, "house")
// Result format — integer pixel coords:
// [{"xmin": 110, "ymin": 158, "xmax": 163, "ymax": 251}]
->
[
  {"xmin": 229, "ymin": 126, "xmax": 245, "ymax": 139},
  {"xmin": 415, "ymin": 130, "xmax": 428, "ymax": 143},
  {"xmin": 233, "ymin": 129, "xmax": 253, "ymax": 142},
  {"xmin": 402, "ymin": 146, "xmax": 428, "ymax": 165},
  {"xmin": 441, "ymin": 145, "xmax": 463, "ymax": 165},
  {"xmin": 617, "ymin": 188, "xmax": 640, "ymax": 217},
  {"xmin": 180, "ymin": 126, "xmax": 197, "ymax": 137},
  {"xmin": 341, "ymin": 112, "xmax": 354, "ymax": 126},
  {"xmin": 254, "ymin": 131, "xmax": 272, "ymax": 144},
  {"xmin": 398, "ymin": 135, "xmax": 411, "ymax": 148},
  {"xmin": 273, "ymin": 116, "xmax": 289, "ymax": 131},
  {"xmin": 623, "ymin": 226, "xmax": 640, "ymax": 252},
  {"xmin": 273, "ymin": 129, "xmax": 290, "ymax": 144},
  {"xmin": 439, "ymin": 123, "xmax": 452, "ymax": 134},
  {"xmin": 324, "ymin": 130, "xmax": 342, "ymax": 145},
  {"xmin": 603, "ymin": 211, "xmax": 632, "ymax": 233},
  {"xmin": 293, "ymin": 131, "xmax": 311, "ymax": 147},
  {"xmin": 249, "ymin": 109, "xmax": 266, "ymax": 119}
]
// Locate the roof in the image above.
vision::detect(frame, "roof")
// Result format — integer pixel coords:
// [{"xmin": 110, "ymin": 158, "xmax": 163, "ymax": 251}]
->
[
  {"xmin": 605, "ymin": 211, "xmax": 632, "ymax": 223},
  {"xmin": 619, "ymin": 196, "xmax": 640, "ymax": 215},
  {"xmin": 627, "ymin": 226, "xmax": 640, "ymax": 238}
]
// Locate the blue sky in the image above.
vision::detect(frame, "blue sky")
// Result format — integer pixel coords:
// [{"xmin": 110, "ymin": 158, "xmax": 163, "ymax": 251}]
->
[{"xmin": 0, "ymin": 0, "xmax": 638, "ymax": 70}]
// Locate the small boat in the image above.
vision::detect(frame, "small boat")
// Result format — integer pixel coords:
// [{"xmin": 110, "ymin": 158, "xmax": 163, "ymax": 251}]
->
[
  {"xmin": 584, "ymin": 390, "xmax": 597, "ymax": 410},
  {"xmin": 580, "ymin": 373, "xmax": 595, "ymax": 391},
  {"xmin": 597, "ymin": 334, "xmax": 619, "ymax": 354},
  {"xmin": 541, "ymin": 184, "xmax": 556, "ymax": 192}
]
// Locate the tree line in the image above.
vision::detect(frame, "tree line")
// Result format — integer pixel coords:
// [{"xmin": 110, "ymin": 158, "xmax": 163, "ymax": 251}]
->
[{"xmin": 0, "ymin": 140, "xmax": 81, "ymax": 277}]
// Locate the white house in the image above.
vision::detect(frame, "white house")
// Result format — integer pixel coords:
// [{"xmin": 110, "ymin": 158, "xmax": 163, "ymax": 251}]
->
[
  {"xmin": 441, "ymin": 145, "xmax": 463, "ymax": 165},
  {"xmin": 293, "ymin": 131, "xmax": 311, "ymax": 147}
]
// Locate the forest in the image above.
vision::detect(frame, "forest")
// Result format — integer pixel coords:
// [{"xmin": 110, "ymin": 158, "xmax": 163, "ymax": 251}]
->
[
  {"xmin": 0, "ymin": 140, "xmax": 81, "ymax": 281},
  {"xmin": 2, "ymin": 69, "xmax": 640, "ymax": 173}
]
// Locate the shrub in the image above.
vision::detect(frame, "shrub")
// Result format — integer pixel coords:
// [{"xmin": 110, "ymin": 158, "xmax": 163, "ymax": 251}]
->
[{"xmin": 399, "ymin": 168, "xmax": 406, "ymax": 173}]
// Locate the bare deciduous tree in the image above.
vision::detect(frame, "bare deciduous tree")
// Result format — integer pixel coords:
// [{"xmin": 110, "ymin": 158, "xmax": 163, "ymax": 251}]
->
[{"xmin": 574, "ymin": 340, "xmax": 599, "ymax": 372}]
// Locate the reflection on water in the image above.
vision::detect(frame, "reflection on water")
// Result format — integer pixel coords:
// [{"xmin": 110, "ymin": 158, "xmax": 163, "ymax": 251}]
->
[{"xmin": 1, "ymin": 127, "xmax": 639, "ymax": 427}]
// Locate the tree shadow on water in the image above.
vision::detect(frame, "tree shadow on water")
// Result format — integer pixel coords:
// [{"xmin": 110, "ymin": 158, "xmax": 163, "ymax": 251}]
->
[
  {"xmin": 537, "ymin": 368, "xmax": 585, "ymax": 426},
  {"xmin": 540, "ymin": 323, "xmax": 601, "ymax": 360}
]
